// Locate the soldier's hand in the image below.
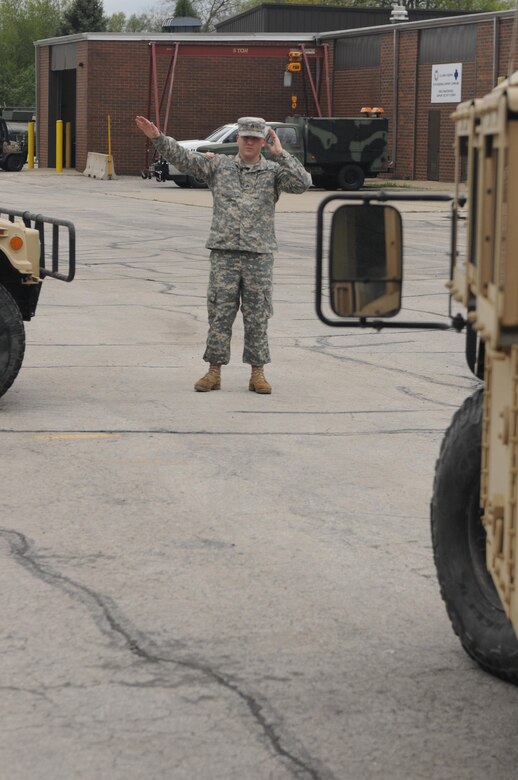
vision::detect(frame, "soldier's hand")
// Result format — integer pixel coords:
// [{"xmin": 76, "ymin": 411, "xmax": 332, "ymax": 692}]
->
[
  {"xmin": 135, "ymin": 116, "xmax": 160, "ymax": 140},
  {"xmin": 268, "ymin": 128, "xmax": 283, "ymax": 156}
]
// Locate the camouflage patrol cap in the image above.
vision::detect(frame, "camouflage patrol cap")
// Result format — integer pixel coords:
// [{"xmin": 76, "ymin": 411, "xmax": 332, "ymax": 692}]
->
[{"xmin": 237, "ymin": 117, "xmax": 266, "ymax": 138}]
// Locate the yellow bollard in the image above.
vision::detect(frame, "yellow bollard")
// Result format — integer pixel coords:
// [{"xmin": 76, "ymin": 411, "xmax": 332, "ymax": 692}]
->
[
  {"xmin": 27, "ymin": 121, "xmax": 35, "ymax": 169},
  {"xmin": 107, "ymin": 114, "xmax": 113, "ymax": 180},
  {"xmin": 56, "ymin": 120, "xmax": 63, "ymax": 172},
  {"xmin": 65, "ymin": 121, "xmax": 72, "ymax": 169}
]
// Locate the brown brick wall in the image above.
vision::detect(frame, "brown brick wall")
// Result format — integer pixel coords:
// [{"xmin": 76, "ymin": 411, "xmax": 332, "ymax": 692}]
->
[
  {"xmin": 394, "ymin": 30, "xmax": 418, "ymax": 179},
  {"xmin": 36, "ymin": 19, "xmax": 515, "ymax": 179},
  {"xmin": 79, "ymin": 40, "xmax": 319, "ymax": 175},
  {"xmin": 333, "ymin": 68, "xmax": 380, "ymax": 116},
  {"xmin": 75, "ymin": 41, "xmax": 89, "ymax": 172},
  {"xmin": 498, "ymin": 17, "xmax": 513, "ymax": 81},
  {"xmin": 413, "ymin": 62, "xmax": 474, "ymax": 181},
  {"xmin": 37, "ymin": 47, "xmax": 49, "ymax": 167}
]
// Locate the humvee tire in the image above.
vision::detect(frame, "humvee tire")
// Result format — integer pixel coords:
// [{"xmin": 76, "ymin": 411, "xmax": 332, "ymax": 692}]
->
[
  {"xmin": 431, "ymin": 387, "xmax": 518, "ymax": 684},
  {"xmin": 0, "ymin": 283, "xmax": 25, "ymax": 398},
  {"xmin": 187, "ymin": 175, "xmax": 207, "ymax": 189},
  {"xmin": 338, "ymin": 164, "xmax": 365, "ymax": 191},
  {"xmin": 4, "ymin": 155, "xmax": 25, "ymax": 172}
]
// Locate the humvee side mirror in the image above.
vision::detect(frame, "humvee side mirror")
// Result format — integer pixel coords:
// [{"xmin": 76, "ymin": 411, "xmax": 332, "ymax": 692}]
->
[
  {"xmin": 329, "ymin": 204, "xmax": 402, "ymax": 318},
  {"xmin": 316, "ymin": 192, "xmax": 458, "ymax": 331}
]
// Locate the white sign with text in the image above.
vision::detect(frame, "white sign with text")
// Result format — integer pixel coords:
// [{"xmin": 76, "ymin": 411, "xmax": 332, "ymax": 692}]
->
[{"xmin": 431, "ymin": 63, "xmax": 462, "ymax": 103}]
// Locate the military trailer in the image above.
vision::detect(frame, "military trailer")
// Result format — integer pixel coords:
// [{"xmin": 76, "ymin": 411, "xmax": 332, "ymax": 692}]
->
[
  {"xmin": 286, "ymin": 115, "xmax": 390, "ymax": 190},
  {"xmin": 314, "ymin": 71, "xmax": 518, "ymax": 683},
  {"xmin": 0, "ymin": 208, "xmax": 75, "ymax": 398}
]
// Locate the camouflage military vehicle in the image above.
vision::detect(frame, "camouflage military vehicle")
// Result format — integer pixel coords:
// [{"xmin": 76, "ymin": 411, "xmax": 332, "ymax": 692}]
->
[
  {"xmin": 0, "ymin": 119, "xmax": 28, "ymax": 172},
  {"xmin": 197, "ymin": 116, "xmax": 389, "ymax": 191},
  {"xmin": 150, "ymin": 115, "xmax": 389, "ymax": 190},
  {"xmin": 287, "ymin": 115, "xmax": 389, "ymax": 190},
  {"xmin": 0, "ymin": 208, "xmax": 75, "ymax": 398},
  {"xmin": 314, "ymin": 71, "xmax": 518, "ymax": 683}
]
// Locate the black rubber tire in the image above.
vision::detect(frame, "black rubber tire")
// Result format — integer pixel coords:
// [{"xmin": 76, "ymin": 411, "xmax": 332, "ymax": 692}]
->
[
  {"xmin": 431, "ymin": 387, "xmax": 518, "ymax": 684},
  {"xmin": 0, "ymin": 284, "xmax": 25, "ymax": 398},
  {"xmin": 5, "ymin": 155, "xmax": 25, "ymax": 172},
  {"xmin": 187, "ymin": 175, "xmax": 208, "ymax": 189},
  {"xmin": 175, "ymin": 180, "xmax": 190, "ymax": 189},
  {"xmin": 337, "ymin": 164, "xmax": 365, "ymax": 191}
]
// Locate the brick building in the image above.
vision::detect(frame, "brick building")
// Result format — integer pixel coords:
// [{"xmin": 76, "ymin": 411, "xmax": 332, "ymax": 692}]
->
[{"xmin": 34, "ymin": 10, "xmax": 514, "ymax": 181}]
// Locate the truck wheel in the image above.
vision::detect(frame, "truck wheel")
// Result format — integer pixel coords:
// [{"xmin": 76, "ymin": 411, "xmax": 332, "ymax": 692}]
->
[
  {"xmin": 188, "ymin": 175, "xmax": 207, "ymax": 189},
  {"xmin": 0, "ymin": 284, "xmax": 25, "ymax": 398},
  {"xmin": 431, "ymin": 387, "xmax": 518, "ymax": 683},
  {"xmin": 338, "ymin": 164, "xmax": 365, "ymax": 191},
  {"xmin": 5, "ymin": 155, "xmax": 25, "ymax": 172}
]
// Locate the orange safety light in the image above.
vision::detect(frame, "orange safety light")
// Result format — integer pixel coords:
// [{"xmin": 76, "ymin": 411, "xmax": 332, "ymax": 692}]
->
[
  {"xmin": 9, "ymin": 235, "xmax": 24, "ymax": 251},
  {"xmin": 371, "ymin": 107, "xmax": 384, "ymax": 114},
  {"xmin": 287, "ymin": 50, "xmax": 302, "ymax": 73},
  {"xmin": 360, "ymin": 107, "xmax": 372, "ymax": 113}
]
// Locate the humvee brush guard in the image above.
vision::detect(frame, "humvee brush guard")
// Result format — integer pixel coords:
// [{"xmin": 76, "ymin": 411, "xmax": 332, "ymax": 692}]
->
[{"xmin": 0, "ymin": 208, "xmax": 75, "ymax": 398}]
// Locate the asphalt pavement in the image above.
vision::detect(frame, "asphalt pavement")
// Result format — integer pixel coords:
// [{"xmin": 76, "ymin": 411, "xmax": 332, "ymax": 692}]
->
[{"xmin": 0, "ymin": 168, "xmax": 516, "ymax": 780}]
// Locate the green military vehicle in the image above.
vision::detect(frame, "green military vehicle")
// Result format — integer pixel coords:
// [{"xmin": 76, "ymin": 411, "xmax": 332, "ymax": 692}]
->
[
  {"xmin": 198, "ymin": 115, "xmax": 389, "ymax": 191},
  {"xmin": 0, "ymin": 119, "xmax": 28, "ymax": 172},
  {"xmin": 0, "ymin": 208, "xmax": 75, "ymax": 398},
  {"xmin": 150, "ymin": 115, "xmax": 389, "ymax": 190},
  {"xmin": 314, "ymin": 70, "xmax": 518, "ymax": 683}
]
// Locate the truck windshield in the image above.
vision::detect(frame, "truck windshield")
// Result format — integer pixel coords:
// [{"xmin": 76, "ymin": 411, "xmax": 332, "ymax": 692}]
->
[{"xmin": 205, "ymin": 125, "xmax": 235, "ymax": 142}]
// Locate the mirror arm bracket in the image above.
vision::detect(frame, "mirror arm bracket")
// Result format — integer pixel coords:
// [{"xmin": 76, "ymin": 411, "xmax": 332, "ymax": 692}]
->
[{"xmin": 451, "ymin": 312, "xmax": 467, "ymax": 332}]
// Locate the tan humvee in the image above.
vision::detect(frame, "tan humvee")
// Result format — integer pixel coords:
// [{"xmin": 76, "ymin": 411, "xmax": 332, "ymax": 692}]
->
[
  {"xmin": 0, "ymin": 209, "xmax": 75, "ymax": 397},
  {"xmin": 315, "ymin": 68, "xmax": 518, "ymax": 683}
]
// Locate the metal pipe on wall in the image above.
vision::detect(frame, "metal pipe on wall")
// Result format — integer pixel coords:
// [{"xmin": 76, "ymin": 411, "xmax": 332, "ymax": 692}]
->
[
  {"xmin": 392, "ymin": 28, "xmax": 399, "ymax": 173},
  {"xmin": 493, "ymin": 16, "xmax": 499, "ymax": 86}
]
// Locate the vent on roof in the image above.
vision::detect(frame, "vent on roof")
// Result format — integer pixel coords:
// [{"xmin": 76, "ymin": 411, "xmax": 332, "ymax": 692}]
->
[
  {"xmin": 162, "ymin": 16, "xmax": 202, "ymax": 32},
  {"xmin": 390, "ymin": 4, "xmax": 409, "ymax": 23}
]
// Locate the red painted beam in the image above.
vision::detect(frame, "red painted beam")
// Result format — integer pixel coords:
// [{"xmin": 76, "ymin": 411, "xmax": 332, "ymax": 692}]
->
[{"xmin": 150, "ymin": 44, "xmax": 323, "ymax": 58}]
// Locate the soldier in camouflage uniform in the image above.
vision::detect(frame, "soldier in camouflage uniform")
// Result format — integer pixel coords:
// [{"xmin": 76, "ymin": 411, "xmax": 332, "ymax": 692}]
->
[{"xmin": 135, "ymin": 114, "xmax": 311, "ymax": 394}]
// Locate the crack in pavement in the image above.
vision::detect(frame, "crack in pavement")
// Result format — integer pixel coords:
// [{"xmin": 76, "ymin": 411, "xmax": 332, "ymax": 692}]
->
[{"xmin": 0, "ymin": 528, "xmax": 336, "ymax": 780}]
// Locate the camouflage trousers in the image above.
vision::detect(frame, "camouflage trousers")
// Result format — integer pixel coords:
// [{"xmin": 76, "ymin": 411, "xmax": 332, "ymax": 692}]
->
[{"xmin": 203, "ymin": 250, "xmax": 274, "ymax": 366}]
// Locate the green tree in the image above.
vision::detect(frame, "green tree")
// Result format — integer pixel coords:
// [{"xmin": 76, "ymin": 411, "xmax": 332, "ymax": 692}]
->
[
  {"xmin": 106, "ymin": 11, "xmax": 126, "ymax": 31},
  {"xmin": 60, "ymin": 0, "xmax": 106, "ymax": 34},
  {"xmin": 173, "ymin": 0, "xmax": 198, "ymax": 16},
  {"xmin": 126, "ymin": 12, "xmax": 163, "ymax": 30},
  {"xmin": 105, "ymin": 9, "xmax": 164, "ymax": 31},
  {"xmin": 0, "ymin": 0, "xmax": 63, "ymax": 105}
]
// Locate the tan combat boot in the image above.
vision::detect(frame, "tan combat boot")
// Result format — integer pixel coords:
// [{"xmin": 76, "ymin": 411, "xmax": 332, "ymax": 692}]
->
[
  {"xmin": 194, "ymin": 364, "xmax": 221, "ymax": 392},
  {"xmin": 249, "ymin": 365, "xmax": 272, "ymax": 394}
]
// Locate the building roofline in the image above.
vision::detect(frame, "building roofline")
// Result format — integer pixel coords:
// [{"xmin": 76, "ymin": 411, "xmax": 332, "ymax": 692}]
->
[
  {"xmin": 35, "ymin": 9, "xmax": 515, "ymax": 48},
  {"xmin": 34, "ymin": 31, "xmax": 318, "ymax": 46},
  {"xmin": 216, "ymin": 2, "xmax": 472, "ymax": 27},
  {"xmin": 316, "ymin": 8, "xmax": 514, "ymax": 39}
]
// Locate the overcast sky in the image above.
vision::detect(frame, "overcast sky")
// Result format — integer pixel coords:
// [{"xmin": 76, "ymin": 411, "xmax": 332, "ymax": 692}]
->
[{"xmin": 103, "ymin": 0, "xmax": 152, "ymax": 16}]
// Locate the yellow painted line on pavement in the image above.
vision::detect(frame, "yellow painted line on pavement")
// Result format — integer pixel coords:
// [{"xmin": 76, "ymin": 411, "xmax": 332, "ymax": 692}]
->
[{"xmin": 33, "ymin": 433, "xmax": 119, "ymax": 441}]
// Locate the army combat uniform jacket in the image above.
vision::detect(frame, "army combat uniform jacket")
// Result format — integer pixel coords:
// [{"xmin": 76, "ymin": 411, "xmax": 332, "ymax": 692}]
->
[{"xmin": 153, "ymin": 133, "xmax": 312, "ymax": 252}]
